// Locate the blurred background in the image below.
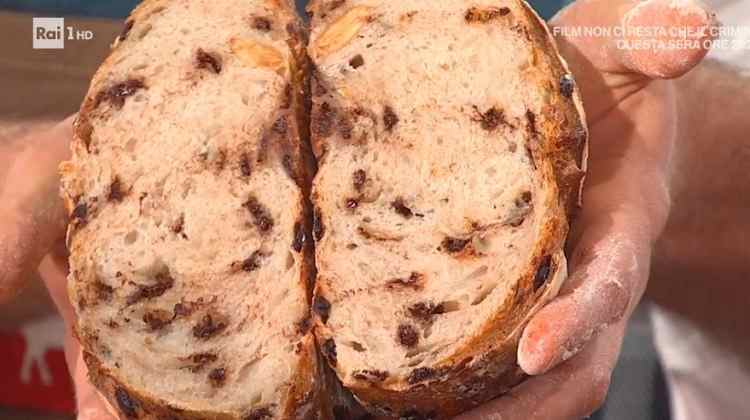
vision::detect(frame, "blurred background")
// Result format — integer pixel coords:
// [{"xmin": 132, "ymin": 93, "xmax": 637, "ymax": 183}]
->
[
  {"xmin": 0, "ymin": 1, "xmax": 668, "ymax": 419},
  {"xmin": 0, "ymin": 0, "xmax": 578, "ymax": 19}
]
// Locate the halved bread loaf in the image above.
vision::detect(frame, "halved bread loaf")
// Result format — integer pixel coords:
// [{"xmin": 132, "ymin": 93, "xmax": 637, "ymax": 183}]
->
[
  {"xmin": 60, "ymin": 1, "xmax": 323, "ymax": 418},
  {"xmin": 307, "ymin": 0, "xmax": 587, "ymax": 418}
]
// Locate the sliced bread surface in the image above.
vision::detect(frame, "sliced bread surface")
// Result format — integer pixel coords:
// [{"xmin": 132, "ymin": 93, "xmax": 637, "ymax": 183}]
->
[
  {"xmin": 60, "ymin": 1, "xmax": 322, "ymax": 418},
  {"xmin": 307, "ymin": 0, "xmax": 587, "ymax": 417}
]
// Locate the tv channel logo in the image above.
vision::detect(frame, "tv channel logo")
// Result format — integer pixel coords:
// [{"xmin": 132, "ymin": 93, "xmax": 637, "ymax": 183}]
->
[{"xmin": 33, "ymin": 17, "xmax": 65, "ymax": 49}]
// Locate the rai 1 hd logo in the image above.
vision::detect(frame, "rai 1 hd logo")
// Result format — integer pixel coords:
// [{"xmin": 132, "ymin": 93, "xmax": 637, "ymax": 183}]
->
[{"xmin": 33, "ymin": 17, "xmax": 94, "ymax": 49}]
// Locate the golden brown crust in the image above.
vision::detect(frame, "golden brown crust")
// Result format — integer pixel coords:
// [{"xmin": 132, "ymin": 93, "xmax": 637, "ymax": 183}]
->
[
  {"xmin": 85, "ymin": 338, "xmax": 322, "ymax": 420},
  {"xmin": 86, "ymin": 336, "xmax": 322, "ymax": 420},
  {"xmin": 281, "ymin": 336, "xmax": 321, "ymax": 420},
  {"xmin": 85, "ymin": 351, "xmax": 238, "ymax": 420}
]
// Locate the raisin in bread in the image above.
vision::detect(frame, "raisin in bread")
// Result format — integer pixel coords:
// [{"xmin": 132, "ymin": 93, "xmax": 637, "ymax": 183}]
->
[
  {"xmin": 307, "ymin": 0, "xmax": 587, "ymax": 417},
  {"xmin": 59, "ymin": 1, "xmax": 323, "ymax": 418}
]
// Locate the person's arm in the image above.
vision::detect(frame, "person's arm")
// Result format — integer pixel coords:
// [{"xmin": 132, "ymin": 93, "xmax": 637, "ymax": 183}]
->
[
  {"xmin": 649, "ymin": 59, "xmax": 750, "ymax": 353},
  {"xmin": 0, "ymin": 118, "xmax": 71, "ymax": 302},
  {"xmin": 0, "ymin": 117, "xmax": 117, "ymax": 419}
]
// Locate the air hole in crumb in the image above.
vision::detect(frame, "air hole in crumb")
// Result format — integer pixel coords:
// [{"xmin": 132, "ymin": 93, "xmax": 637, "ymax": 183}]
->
[
  {"xmin": 236, "ymin": 359, "xmax": 260, "ymax": 384},
  {"xmin": 125, "ymin": 138, "xmax": 137, "ymax": 154},
  {"xmin": 472, "ymin": 284, "xmax": 497, "ymax": 305},
  {"xmin": 406, "ymin": 355, "xmax": 425, "ymax": 366},
  {"xmin": 138, "ymin": 24, "xmax": 152, "ymax": 39},
  {"xmin": 439, "ymin": 301, "xmax": 462, "ymax": 314},
  {"xmin": 285, "ymin": 252, "xmax": 294, "ymax": 270},
  {"xmin": 181, "ymin": 179, "xmax": 193, "ymax": 199},
  {"xmin": 124, "ymin": 230, "xmax": 138, "ymax": 244},
  {"xmin": 472, "ymin": 236, "xmax": 492, "ymax": 254},
  {"xmin": 423, "ymin": 324, "xmax": 433, "ymax": 339},
  {"xmin": 466, "ymin": 265, "xmax": 489, "ymax": 280}
]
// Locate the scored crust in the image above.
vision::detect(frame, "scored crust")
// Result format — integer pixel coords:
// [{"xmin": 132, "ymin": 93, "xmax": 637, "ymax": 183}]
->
[
  {"xmin": 307, "ymin": 1, "xmax": 587, "ymax": 418},
  {"xmin": 60, "ymin": 1, "xmax": 326, "ymax": 419}
]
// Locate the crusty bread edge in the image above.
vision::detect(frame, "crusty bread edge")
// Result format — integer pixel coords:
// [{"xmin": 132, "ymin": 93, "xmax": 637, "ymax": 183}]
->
[{"xmin": 81, "ymin": 334, "xmax": 321, "ymax": 420}]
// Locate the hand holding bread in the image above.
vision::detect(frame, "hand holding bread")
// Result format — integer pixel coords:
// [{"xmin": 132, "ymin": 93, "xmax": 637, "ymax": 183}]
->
[
  {"xmin": 461, "ymin": 0, "xmax": 716, "ymax": 418},
  {"xmin": 0, "ymin": 0, "xmax": 717, "ymax": 419}
]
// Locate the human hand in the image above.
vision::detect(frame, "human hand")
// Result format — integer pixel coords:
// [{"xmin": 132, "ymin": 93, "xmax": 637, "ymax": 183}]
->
[
  {"xmin": 0, "ymin": 116, "xmax": 116, "ymax": 419},
  {"xmin": 0, "ymin": 118, "xmax": 71, "ymax": 303},
  {"xmin": 1, "ymin": 1, "xmax": 716, "ymax": 418},
  {"xmin": 457, "ymin": 0, "xmax": 716, "ymax": 418}
]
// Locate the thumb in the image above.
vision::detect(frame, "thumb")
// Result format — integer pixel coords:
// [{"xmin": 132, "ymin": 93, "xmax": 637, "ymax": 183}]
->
[
  {"xmin": 517, "ymin": 215, "xmax": 651, "ymax": 376},
  {"xmin": 551, "ymin": 0, "xmax": 717, "ymax": 119}
]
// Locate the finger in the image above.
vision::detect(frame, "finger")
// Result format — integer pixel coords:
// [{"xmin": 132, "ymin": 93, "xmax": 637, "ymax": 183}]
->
[
  {"xmin": 550, "ymin": 0, "xmax": 716, "ymax": 119},
  {"xmin": 0, "ymin": 116, "xmax": 73, "ymax": 303},
  {"xmin": 66, "ymin": 335, "xmax": 118, "ymax": 420},
  {"xmin": 553, "ymin": 0, "xmax": 716, "ymax": 78},
  {"xmin": 519, "ymin": 79, "xmax": 674, "ymax": 376},
  {"xmin": 39, "ymin": 250, "xmax": 75, "ymax": 328},
  {"xmin": 518, "ymin": 217, "xmax": 644, "ymax": 375},
  {"xmin": 457, "ymin": 322, "xmax": 626, "ymax": 420}
]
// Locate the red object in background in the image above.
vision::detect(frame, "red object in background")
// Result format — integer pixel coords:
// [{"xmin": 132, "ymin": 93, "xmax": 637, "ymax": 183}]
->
[{"xmin": 0, "ymin": 321, "xmax": 75, "ymax": 414}]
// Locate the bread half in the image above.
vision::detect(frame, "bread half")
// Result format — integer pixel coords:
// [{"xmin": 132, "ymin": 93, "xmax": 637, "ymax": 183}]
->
[
  {"xmin": 60, "ymin": 1, "xmax": 323, "ymax": 418},
  {"xmin": 307, "ymin": 0, "xmax": 587, "ymax": 417}
]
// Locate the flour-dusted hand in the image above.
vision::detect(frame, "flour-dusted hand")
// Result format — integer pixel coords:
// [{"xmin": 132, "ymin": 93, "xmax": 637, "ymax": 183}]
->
[{"xmin": 458, "ymin": 0, "xmax": 717, "ymax": 418}]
